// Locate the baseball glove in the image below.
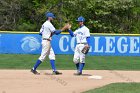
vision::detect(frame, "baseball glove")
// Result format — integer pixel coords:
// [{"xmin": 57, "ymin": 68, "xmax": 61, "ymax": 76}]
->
[
  {"xmin": 61, "ymin": 23, "xmax": 71, "ymax": 31},
  {"xmin": 81, "ymin": 45, "xmax": 90, "ymax": 54}
]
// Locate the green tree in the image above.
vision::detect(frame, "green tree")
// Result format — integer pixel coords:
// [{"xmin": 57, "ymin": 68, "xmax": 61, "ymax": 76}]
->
[
  {"xmin": 0, "ymin": 0, "xmax": 140, "ymax": 33},
  {"xmin": 86, "ymin": 0, "xmax": 137, "ymax": 33},
  {"xmin": 0, "ymin": 0, "xmax": 21, "ymax": 30}
]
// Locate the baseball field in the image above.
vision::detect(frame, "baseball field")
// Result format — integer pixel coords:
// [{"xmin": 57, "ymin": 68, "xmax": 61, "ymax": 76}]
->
[{"xmin": 0, "ymin": 54, "xmax": 140, "ymax": 93}]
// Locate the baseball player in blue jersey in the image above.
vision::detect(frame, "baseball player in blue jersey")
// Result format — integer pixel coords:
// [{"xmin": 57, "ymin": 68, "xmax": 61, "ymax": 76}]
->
[
  {"xmin": 31, "ymin": 12, "xmax": 65, "ymax": 75},
  {"xmin": 68, "ymin": 16, "xmax": 90, "ymax": 75}
]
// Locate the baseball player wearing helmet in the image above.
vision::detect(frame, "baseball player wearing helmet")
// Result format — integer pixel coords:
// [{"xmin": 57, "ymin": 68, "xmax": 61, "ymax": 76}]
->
[
  {"xmin": 31, "ymin": 12, "xmax": 63, "ymax": 75},
  {"xmin": 68, "ymin": 16, "xmax": 90, "ymax": 75}
]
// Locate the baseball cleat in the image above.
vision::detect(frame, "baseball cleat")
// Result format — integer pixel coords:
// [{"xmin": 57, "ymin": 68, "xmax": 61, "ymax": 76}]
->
[
  {"xmin": 52, "ymin": 71, "xmax": 62, "ymax": 75},
  {"xmin": 74, "ymin": 71, "xmax": 82, "ymax": 75},
  {"xmin": 31, "ymin": 69, "xmax": 40, "ymax": 75}
]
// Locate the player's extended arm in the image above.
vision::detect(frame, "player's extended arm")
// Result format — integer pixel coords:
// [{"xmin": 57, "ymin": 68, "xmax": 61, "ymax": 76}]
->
[
  {"xmin": 54, "ymin": 23, "xmax": 71, "ymax": 35},
  {"xmin": 68, "ymin": 29, "xmax": 74, "ymax": 37},
  {"xmin": 54, "ymin": 30, "xmax": 62, "ymax": 35}
]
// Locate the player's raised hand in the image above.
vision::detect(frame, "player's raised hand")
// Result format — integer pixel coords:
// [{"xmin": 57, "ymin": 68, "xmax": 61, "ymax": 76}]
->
[
  {"xmin": 68, "ymin": 23, "xmax": 72, "ymax": 30},
  {"xmin": 61, "ymin": 23, "xmax": 71, "ymax": 31}
]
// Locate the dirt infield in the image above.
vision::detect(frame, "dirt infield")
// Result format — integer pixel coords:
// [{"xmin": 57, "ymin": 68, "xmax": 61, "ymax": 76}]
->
[{"xmin": 0, "ymin": 70, "xmax": 140, "ymax": 93}]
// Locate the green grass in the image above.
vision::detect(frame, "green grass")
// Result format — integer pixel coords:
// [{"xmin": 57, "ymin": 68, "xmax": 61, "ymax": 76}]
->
[
  {"xmin": 0, "ymin": 54, "xmax": 140, "ymax": 70},
  {"xmin": 83, "ymin": 83, "xmax": 140, "ymax": 93}
]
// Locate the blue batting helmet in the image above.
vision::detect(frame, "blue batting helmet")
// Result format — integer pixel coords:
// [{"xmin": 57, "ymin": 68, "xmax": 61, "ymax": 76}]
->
[
  {"xmin": 45, "ymin": 12, "xmax": 56, "ymax": 18},
  {"xmin": 76, "ymin": 16, "xmax": 85, "ymax": 22}
]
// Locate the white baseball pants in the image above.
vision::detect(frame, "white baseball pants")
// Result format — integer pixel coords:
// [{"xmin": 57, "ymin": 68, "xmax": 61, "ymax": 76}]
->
[
  {"xmin": 73, "ymin": 44, "xmax": 85, "ymax": 64},
  {"xmin": 39, "ymin": 40, "xmax": 55, "ymax": 62}
]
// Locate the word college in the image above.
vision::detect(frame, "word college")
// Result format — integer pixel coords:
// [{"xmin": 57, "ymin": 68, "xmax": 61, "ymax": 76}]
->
[{"xmin": 58, "ymin": 35, "xmax": 140, "ymax": 56}]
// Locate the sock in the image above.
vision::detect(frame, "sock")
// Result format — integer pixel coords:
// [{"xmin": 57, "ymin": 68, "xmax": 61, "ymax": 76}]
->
[
  {"xmin": 76, "ymin": 63, "xmax": 79, "ymax": 70},
  {"xmin": 50, "ymin": 60, "xmax": 56, "ymax": 71},
  {"xmin": 33, "ymin": 59, "xmax": 42, "ymax": 70},
  {"xmin": 79, "ymin": 63, "xmax": 85, "ymax": 73}
]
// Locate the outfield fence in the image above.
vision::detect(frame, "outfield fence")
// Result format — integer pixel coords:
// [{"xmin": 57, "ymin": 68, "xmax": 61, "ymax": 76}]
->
[{"xmin": 0, "ymin": 31, "xmax": 140, "ymax": 56}]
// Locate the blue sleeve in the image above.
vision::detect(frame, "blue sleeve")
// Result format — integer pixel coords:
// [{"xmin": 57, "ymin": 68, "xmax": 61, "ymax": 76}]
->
[
  {"xmin": 86, "ymin": 37, "xmax": 90, "ymax": 45},
  {"xmin": 68, "ymin": 29, "xmax": 74, "ymax": 37},
  {"xmin": 39, "ymin": 33, "xmax": 42, "ymax": 36},
  {"xmin": 54, "ymin": 30, "xmax": 62, "ymax": 35}
]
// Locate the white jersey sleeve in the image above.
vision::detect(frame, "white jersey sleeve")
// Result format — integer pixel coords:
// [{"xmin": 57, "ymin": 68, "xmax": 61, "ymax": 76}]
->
[{"xmin": 85, "ymin": 28, "xmax": 90, "ymax": 37}]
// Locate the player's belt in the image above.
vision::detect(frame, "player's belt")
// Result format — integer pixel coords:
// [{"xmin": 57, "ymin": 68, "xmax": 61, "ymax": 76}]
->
[
  {"xmin": 77, "ymin": 43, "xmax": 87, "ymax": 44},
  {"xmin": 42, "ymin": 38, "xmax": 51, "ymax": 41}
]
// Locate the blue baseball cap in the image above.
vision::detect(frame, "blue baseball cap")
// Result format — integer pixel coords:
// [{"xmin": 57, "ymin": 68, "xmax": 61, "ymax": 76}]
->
[
  {"xmin": 45, "ymin": 12, "xmax": 56, "ymax": 18},
  {"xmin": 76, "ymin": 16, "xmax": 85, "ymax": 22}
]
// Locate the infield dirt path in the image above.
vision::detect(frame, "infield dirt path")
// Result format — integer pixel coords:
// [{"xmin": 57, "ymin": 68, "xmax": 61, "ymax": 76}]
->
[{"xmin": 0, "ymin": 70, "xmax": 140, "ymax": 93}]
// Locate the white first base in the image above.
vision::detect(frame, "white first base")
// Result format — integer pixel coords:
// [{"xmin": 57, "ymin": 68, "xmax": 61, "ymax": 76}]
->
[{"xmin": 88, "ymin": 75, "xmax": 103, "ymax": 80}]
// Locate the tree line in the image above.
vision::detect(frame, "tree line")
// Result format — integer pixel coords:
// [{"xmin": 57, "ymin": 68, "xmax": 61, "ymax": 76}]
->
[{"xmin": 0, "ymin": 0, "xmax": 140, "ymax": 33}]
